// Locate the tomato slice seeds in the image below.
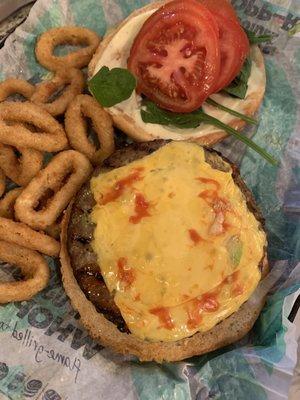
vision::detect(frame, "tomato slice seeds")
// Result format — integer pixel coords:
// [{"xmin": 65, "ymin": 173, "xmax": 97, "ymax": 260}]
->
[{"xmin": 128, "ymin": 0, "xmax": 220, "ymax": 113}]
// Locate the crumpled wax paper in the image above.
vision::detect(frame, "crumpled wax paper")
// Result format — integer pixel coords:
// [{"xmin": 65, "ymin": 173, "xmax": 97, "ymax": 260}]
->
[{"xmin": 0, "ymin": 0, "xmax": 300, "ymax": 399}]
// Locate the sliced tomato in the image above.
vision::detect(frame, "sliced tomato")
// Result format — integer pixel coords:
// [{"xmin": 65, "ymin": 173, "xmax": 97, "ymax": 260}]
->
[
  {"xmin": 199, "ymin": 0, "xmax": 240, "ymax": 23},
  {"xmin": 211, "ymin": 13, "xmax": 249, "ymax": 92},
  {"xmin": 127, "ymin": 0, "xmax": 220, "ymax": 113},
  {"xmin": 200, "ymin": 0, "xmax": 250, "ymax": 92}
]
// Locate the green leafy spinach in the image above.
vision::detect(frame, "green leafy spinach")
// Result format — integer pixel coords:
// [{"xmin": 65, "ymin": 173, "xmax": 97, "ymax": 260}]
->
[
  {"xmin": 245, "ymin": 29, "xmax": 273, "ymax": 44},
  {"xmin": 223, "ymin": 57, "xmax": 252, "ymax": 99},
  {"xmin": 88, "ymin": 66, "xmax": 136, "ymax": 107},
  {"xmin": 141, "ymin": 100, "xmax": 278, "ymax": 166}
]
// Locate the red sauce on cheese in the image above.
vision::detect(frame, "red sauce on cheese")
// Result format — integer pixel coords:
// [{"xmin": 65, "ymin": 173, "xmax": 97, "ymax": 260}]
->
[
  {"xmin": 187, "ymin": 301, "xmax": 203, "ymax": 330},
  {"xmin": 201, "ymin": 293, "xmax": 220, "ymax": 312},
  {"xmin": 223, "ymin": 270, "xmax": 239, "ymax": 285},
  {"xmin": 129, "ymin": 193, "xmax": 151, "ymax": 224},
  {"xmin": 198, "ymin": 189, "xmax": 217, "ymax": 201},
  {"xmin": 100, "ymin": 167, "xmax": 144, "ymax": 205},
  {"xmin": 188, "ymin": 229, "xmax": 203, "ymax": 245},
  {"xmin": 196, "ymin": 177, "xmax": 221, "ymax": 190},
  {"xmin": 186, "ymin": 293, "xmax": 220, "ymax": 330},
  {"xmin": 186, "ymin": 271, "xmax": 244, "ymax": 329},
  {"xmin": 232, "ymin": 283, "xmax": 244, "ymax": 296},
  {"xmin": 199, "ymin": 190, "xmax": 229, "ymax": 211},
  {"xmin": 198, "ymin": 189, "xmax": 231, "ymax": 235},
  {"xmin": 150, "ymin": 307, "xmax": 174, "ymax": 330},
  {"xmin": 117, "ymin": 257, "xmax": 135, "ymax": 289}
]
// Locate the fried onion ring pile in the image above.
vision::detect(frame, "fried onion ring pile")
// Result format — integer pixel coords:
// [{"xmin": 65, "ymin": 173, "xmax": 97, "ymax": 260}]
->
[
  {"xmin": 0, "ymin": 241, "xmax": 50, "ymax": 303},
  {"xmin": 0, "ymin": 144, "xmax": 43, "ymax": 186},
  {"xmin": 0, "ymin": 102, "xmax": 68, "ymax": 151},
  {"xmin": 0, "ymin": 25, "xmax": 115, "ymax": 304},
  {"xmin": 0, "ymin": 169, "xmax": 5, "ymax": 198},
  {"xmin": 0, "ymin": 78, "xmax": 35, "ymax": 101},
  {"xmin": 31, "ymin": 68, "xmax": 85, "ymax": 116},
  {"xmin": 65, "ymin": 94, "xmax": 115, "ymax": 164},
  {"xmin": 35, "ymin": 26, "xmax": 100, "ymax": 71},
  {"xmin": 0, "ymin": 188, "xmax": 22, "ymax": 219},
  {"xmin": 0, "ymin": 217, "xmax": 60, "ymax": 257},
  {"xmin": 15, "ymin": 150, "xmax": 92, "ymax": 230}
]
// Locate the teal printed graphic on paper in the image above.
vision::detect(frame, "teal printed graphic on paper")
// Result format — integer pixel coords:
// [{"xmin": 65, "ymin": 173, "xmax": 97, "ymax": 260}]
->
[
  {"xmin": 194, "ymin": 350, "xmax": 268, "ymax": 400},
  {"xmin": 252, "ymin": 285, "xmax": 300, "ymax": 366},
  {"xmin": 24, "ymin": 1, "xmax": 64, "ymax": 77},
  {"xmin": 118, "ymin": 0, "xmax": 152, "ymax": 16},
  {"xmin": 295, "ymin": 47, "xmax": 300, "ymax": 75},
  {"xmin": 240, "ymin": 60, "xmax": 298, "ymax": 261},
  {"xmin": 70, "ymin": 0, "xmax": 107, "ymax": 35},
  {"xmin": 131, "ymin": 361, "xmax": 191, "ymax": 400},
  {"xmin": 0, "ymin": 363, "xmax": 25, "ymax": 400}
]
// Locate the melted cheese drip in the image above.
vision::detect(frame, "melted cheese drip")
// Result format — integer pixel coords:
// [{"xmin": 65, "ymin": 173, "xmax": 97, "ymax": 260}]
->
[
  {"xmin": 93, "ymin": 9, "xmax": 264, "ymax": 140},
  {"xmin": 91, "ymin": 142, "xmax": 266, "ymax": 341}
]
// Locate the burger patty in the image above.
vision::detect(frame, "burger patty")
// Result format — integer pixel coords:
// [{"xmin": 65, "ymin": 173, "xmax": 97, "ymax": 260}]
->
[{"xmin": 67, "ymin": 140, "xmax": 266, "ymax": 334}]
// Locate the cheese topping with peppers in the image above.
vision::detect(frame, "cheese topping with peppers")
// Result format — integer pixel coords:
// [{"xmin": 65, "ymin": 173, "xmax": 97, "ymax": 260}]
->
[{"xmin": 91, "ymin": 142, "xmax": 266, "ymax": 342}]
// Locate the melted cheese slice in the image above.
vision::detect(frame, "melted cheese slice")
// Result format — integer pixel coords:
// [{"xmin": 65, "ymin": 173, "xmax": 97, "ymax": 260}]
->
[
  {"xmin": 91, "ymin": 142, "xmax": 266, "ymax": 341},
  {"xmin": 93, "ymin": 9, "xmax": 265, "ymax": 141}
]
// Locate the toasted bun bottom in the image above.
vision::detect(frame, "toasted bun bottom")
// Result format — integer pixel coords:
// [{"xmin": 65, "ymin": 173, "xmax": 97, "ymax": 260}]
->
[
  {"xmin": 60, "ymin": 144, "xmax": 269, "ymax": 363},
  {"xmin": 88, "ymin": 1, "xmax": 266, "ymax": 146}
]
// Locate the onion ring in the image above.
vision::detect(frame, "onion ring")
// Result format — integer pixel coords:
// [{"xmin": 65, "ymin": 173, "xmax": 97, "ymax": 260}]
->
[
  {"xmin": 0, "ymin": 78, "xmax": 35, "ymax": 102},
  {"xmin": 0, "ymin": 102, "xmax": 68, "ymax": 152},
  {"xmin": 15, "ymin": 150, "xmax": 92, "ymax": 230},
  {"xmin": 0, "ymin": 168, "xmax": 5, "ymax": 198},
  {"xmin": 0, "ymin": 217, "xmax": 60, "ymax": 257},
  {"xmin": 0, "ymin": 188, "xmax": 22, "ymax": 219},
  {"xmin": 0, "ymin": 241, "xmax": 49, "ymax": 303},
  {"xmin": 31, "ymin": 68, "xmax": 85, "ymax": 116},
  {"xmin": 0, "ymin": 144, "xmax": 43, "ymax": 186},
  {"xmin": 35, "ymin": 27, "xmax": 100, "ymax": 71},
  {"xmin": 65, "ymin": 94, "xmax": 115, "ymax": 164}
]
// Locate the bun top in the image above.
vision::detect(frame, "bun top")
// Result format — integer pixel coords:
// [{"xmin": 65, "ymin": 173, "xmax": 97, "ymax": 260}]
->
[{"xmin": 88, "ymin": 1, "xmax": 266, "ymax": 145}]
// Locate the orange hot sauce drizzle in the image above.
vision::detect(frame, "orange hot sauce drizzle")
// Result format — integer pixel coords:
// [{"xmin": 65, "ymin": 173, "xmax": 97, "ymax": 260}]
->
[
  {"xmin": 200, "ymin": 293, "xmax": 220, "ymax": 311},
  {"xmin": 134, "ymin": 293, "xmax": 141, "ymax": 301},
  {"xmin": 129, "ymin": 193, "xmax": 151, "ymax": 224},
  {"xmin": 100, "ymin": 167, "xmax": 144, "ymax": 205},
  {"xmin": 117, "ymin": 257, "xmax": 135, "ymax": 289},
  {"xmin": 223, "ymin": 270, "xmax": 240, "ymax": 285},
  {"xmin": 150, "ymin": 307, "xmax": 174, "ymax": 330},
  {"xmin": 196, "ymin": 177, "xmax": 221, "ymax": 190},
  {"xmin": 186, "ymin": 271, "xmax": 243, "ymax": 330},
  {"xmin": 232, "ymin": 283, "xmax": 244, "ymax": 296},
  {"xmin": 188, "ymin": 228, "xmax": 204, "ymax": 245},
  {"xmin": 187, "ymin": 301, "xmax": 203, "ymax": 330},
  {"xmin": 186, "ymin": 293, "xmax": 220, "ymax": 330},
  {"xmin": 198, "ymin": 185, "xmax": 231, "ymax": 236}
]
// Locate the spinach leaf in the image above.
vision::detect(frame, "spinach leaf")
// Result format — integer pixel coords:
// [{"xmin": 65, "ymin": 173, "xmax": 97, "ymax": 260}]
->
[
  {"xmin": 88, "ymin": 66, "xmax": 136, "ymax": 107},
  {"xmin": 141, "ymin": 100, "xmax": 278, "ymax": 166},
  {"xmin": 141, "ymin": 101, "xmax": 200, "ymax": 129},
  {"xmin": 245, "ymin": 29, "xmax": 273, "ymax": 44},
  {"xmin": 223, "ymin": 57, "xmax": 251, "ymax": 99},
  {"xmin": 206, "ymin": 98, "xmax": 257, "ymax": 125}
]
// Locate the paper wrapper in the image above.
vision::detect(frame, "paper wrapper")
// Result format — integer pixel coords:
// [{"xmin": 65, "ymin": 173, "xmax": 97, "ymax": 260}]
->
[{"xmin": 0, "ymin": 1, "xmax": 300, "ymax": 399}]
